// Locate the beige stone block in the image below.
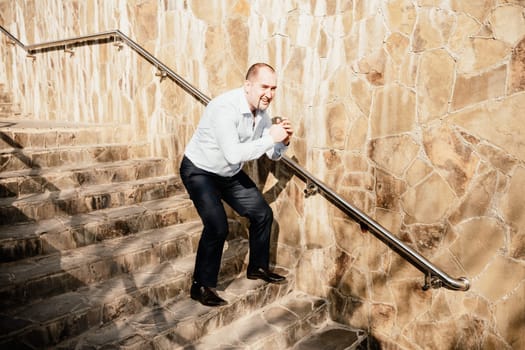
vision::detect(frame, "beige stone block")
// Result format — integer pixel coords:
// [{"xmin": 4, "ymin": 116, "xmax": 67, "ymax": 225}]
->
[
  {"xmin": 412, "ymin": 7, "xmax": 455, "ymax": 52},
  {"xmin": 375, "ymin": 208, "xmax": 402, "ymax": 236},
  {"xmin": 450, "ymin": 0, "xmax": 496, "ymax": 22},
  {"xmin": 400, "ymin": 63, "xmax": 420, "ymax": 95},
  {"xmin": 353, "ymin": 1, "xmax": 380, "ymax": 22},
  {"xmin": 370, "ymin": 302, "xmax": 396, "ymax": 335},
  {"xmin": 390, "ymin": 279, "xmax": 432, "ymax": 326},
  {"xmin": 428, "ymin": 291, "xmax": 452, "ymax": 320},
  {"xmin": 365, "ymin": 234, "xmax": 392, "ymax": 273},
  {"xmin": 448, "ymin": 12, "xmax": 483, "ymax": 54},
  {"xmin": 490, "ymin": 5, "xmax": 525, "ymax": 45},
  {"xmin": 475, "ymin": 255, "xmax": 525, "ymax": 301},
  {"xmin": 457, "ymin": 37, "xmax": 510, "ymax": 74},
  {"xmin": 341, "ymin": 172, "xmax": 374, "ymax": 191},
  {"xmin": 189, "ymin": 1, "xmax": 224, "ymax": 25},
  {"xmin": 304, "ymin": 203, "xmax": 336, "ymax": 249},
  {"xmin": 450, "ymin": 217, "xmax": 505, "ymax": 277},
  {"xmin": 449, "ymin": 170, "xmax": 497, "ymax": 224},
  {"xmin": 383, "ymin": 0, "xmax": 416, "ymax": 35},
  {"xmin": 370, "ymin": 271, "xmax": 395, "ymax": 303},
  {"xmin": 226, "ymin": 17, "xmax": 248, "ymax": 69},
  {"xmin": 510, "ymin": 233, "xmax": 525, "ymax": 260},
  {"xmin": 370, "ymin": 84, "xmax": 416, "ymax": 138},
  {"xmin": 347, "ymin": 115, "xmax": 369, "ymax": 152},
  {"xmin": 355, "ymin": 49, "xmax": 389, "ymax": 86},
  {"xmin": 417, "ymin": 49, "xmax": 454, "ymax": 122},
  {"xmin": 375, "ymin": 169, "xmax": 406, "ymax": 211},
  {"xmin": 329, "ymin": 66, "xmax": 353, "ymax": 100},
  {"xmin": 385, "ymin": 32, "xmax": 409, "ymax": 66},
  {"xmin": 500, "ymin": 166, "xmax": 525, "ymax": 232},
  {"xmin": 405, "ymin": 158, "xmax": 433, "ymax": 187},
  {"xmin": 349, "ymin": 16, "xmax": 386, "ymax": 59},
  {"xmin": 450, "ymin": 94, "xmax": 525, "ymax": 161},
  {"xmin": 461, "ymin": 295, "xmax": 491, "ymax": 322},
  {"xmin": 369, "ymin": 134, "xmax": 419, "ymax": 177},
  {"xmin": 451, "ymin": 64, "xmax": 507, "ymax": 110},
  {"xmin": 402, "ymin": 172, "xmax": 456, "ymax": 224},
  {"xmin": 296, "ymin": 247, "xmax": 335, "ymax": 296},
  {"xmin": 349, "ymin": 77, "xmax": 372, "ymax": 117},
  {"xmin": 476, "ymin": 142, "xmax": 518, "ymax": 174},
  {"xmin": 400, "ymin": 222, "xmax": 447, "ymax": 256},
  {"xmin": 325, "ymin": 103, "xmax": 350, "ymax": 149},
  {"xmin": 423, "ymin": 124, "xmax": 479, "ymax": 196},
  {"xmin": 409, "ymin": 314, "xmax": 485, "ymax": 350},
  {"xmin": 132, "ymin": 1, "xmax": 158, "ymax": 44},
  {"xmin": 494, "ymin": 283, "xmax": 525, "ymax": 350},
  {"xmin": 340, "ymin": 265, "xmax": 369, "ymax": 298},
  {"xmin": 333, "ymin": 217, "xmax": 366, "ymax": 256},
  {"xmin": 510, "ymin": 38, "xmax": 525, "ymax": 94},
  {"xmin": 482, "ymin": 333, "xmax": 513, "ymax": 350},
  {"xmin": 276, "ymin": 196, "xmax": 302, "ymax": 247}
]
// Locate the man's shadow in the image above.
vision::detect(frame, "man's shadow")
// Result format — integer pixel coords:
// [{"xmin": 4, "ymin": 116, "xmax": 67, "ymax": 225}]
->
[{"xmin": 253, "ymin": 156, "xmax": 297, "ymax": 268}]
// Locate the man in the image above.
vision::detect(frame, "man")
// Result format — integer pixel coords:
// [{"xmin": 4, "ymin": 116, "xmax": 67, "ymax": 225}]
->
[{"xmin": 179, "ymin": 63, "xmax": 293, "ymax": 306}]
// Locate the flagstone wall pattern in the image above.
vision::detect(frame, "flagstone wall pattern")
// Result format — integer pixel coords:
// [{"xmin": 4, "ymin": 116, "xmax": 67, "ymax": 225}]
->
[{"xmin": 1, "ymin": 0, "xmax": 524, "ymax": 348}]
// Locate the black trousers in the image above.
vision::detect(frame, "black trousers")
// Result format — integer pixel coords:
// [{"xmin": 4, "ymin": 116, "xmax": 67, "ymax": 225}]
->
[{"xmin": 179, "ymin": 156, "xmax": 273, "ymax": 287}]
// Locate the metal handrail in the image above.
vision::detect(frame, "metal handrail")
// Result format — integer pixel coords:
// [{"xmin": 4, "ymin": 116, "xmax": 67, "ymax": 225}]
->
[{"xmin": 0, "ymin": 25, "xmax": 470, "ymax": 291}]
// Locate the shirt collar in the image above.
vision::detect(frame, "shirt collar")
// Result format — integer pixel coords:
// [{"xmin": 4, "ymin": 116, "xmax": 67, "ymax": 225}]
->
[{"xmin": 238, "ymin": 87, "xmax": 253, "ymax": 116}]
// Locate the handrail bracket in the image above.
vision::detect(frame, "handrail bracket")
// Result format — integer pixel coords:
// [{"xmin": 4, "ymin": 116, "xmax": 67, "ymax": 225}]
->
[
  {"xmin": 155, "ymin": 69, "xmax": 168, "ymax": 82},
  {"xmin": 304, "ymin": 180, "xmax": 319, "ymax": 198},
  {"xmin": 422, "ymin": 273, "xmax": 443, "ymax": 291}
]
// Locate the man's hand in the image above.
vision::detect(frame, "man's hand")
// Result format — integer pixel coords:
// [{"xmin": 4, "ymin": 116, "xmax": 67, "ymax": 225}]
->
[
  {"xmin": 269, "ymin": 124, "xmax": 288, "ymax": 143},
  {"xmin": 279, "ymin": 118, "xmax": 293, "ymax": 145}
]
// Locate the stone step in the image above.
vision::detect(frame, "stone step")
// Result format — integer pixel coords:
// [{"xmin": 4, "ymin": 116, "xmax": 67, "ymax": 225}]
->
[
  {"xmin": 0, "ymin": 117, "xmax": 134, "ymax": 150},
  {"xmin": 0, "ymin": 174, "xmax": 184, "ymax": 225},
  {"xmin": 291, "ymin": 321, "xmax": 368, "ymax": 350},
  {"xmin": 52, "ymin": 273, "xmax": 295, "ymax": 350},
  {"xmin": 0, "ymin": 142, "xmax": 150, "ymax": 172},
  {"xmin": 0, "ymin": 194, "xmax": 200, "ymax": 262},
  {"xmin": 0, "ymin": 219, "xmax": 244, "ymax": 308},
  {"xmin": 182, "ymin": 291, "xmax": 327, "ymax": 350},
  {"xmin": 0, "ymin": 237, "xmax": 251, "ymax": 349},
  {"xmin": 0, "ymin": 157, "xmax": 169, "ymax": 198}
]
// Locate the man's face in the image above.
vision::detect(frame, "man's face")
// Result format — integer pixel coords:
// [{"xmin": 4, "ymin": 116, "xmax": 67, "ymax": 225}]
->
[{"xmin": 244, "ymin": 67, "xmax": 277, "ymax": 113}]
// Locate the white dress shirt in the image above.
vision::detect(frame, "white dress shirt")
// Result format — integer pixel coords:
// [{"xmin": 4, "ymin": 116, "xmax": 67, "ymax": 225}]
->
[{"xmin": 184, "ymin": 87, "xmax": 288, "ymax": 177}]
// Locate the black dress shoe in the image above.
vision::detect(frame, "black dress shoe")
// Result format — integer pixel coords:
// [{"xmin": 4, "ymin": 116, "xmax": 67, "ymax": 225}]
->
[
  {"xmin": 247, "ymin": 267, "xmax": 286, "ymax": 284},
  {"xmin": 190, "ymin": 283, "xmax": 227, "ymax": 307}
]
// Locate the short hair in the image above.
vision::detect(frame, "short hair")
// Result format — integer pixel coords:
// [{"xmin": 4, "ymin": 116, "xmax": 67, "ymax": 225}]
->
[{"xmin": 245, "ymin": 63, "xmax": 275, "ymax": 80}]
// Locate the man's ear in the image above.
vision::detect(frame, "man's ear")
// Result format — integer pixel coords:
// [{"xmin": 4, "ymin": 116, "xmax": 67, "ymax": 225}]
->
[{"xmin": 244, "ymin": 80, "xmax": 250, "ymax": 93}]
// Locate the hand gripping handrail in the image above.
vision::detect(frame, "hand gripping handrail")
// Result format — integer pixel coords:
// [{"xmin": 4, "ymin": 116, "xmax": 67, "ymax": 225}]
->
[{"xmin": 0, "ymin": 25, "xmax": 470, "ymax": 291}]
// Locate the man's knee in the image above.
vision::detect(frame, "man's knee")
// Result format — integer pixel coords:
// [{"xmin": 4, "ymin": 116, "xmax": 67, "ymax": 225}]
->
[{"xmin": 249, "ymin": 202, "xmax": 273, "ymax": 225}]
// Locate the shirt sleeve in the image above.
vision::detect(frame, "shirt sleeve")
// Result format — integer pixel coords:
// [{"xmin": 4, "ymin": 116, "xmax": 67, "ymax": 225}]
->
[{"xmin": 211, "ymin": 104, "xmax": 275, "ymax": 165}]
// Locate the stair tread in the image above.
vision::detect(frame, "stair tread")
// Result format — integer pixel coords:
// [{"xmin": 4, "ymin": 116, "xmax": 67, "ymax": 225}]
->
[
  {"xmin": 0, "ymin": 220, "xmax": 203, "ymax": 288},
  {"xmin": 0, "ymin": 157, "xmax": 166, "ymax": 180},
  {"xmin": 54, "ymin": 277, "xmax": 299, "ymax": 350},
  {"xmin": 0, "ymin": 141, "xmax": 146, "ymax": 152},
  {"xmin": 0, "ymin": 117, "xmax": 126, "ymax": 130},
  {"xmin": 187, "ymin": 291, "xmax": 326, "ymax": 350},
  {"xmin": 0, "ymin": 156, "xmax": 170, "ymax": 199},
  {"xmin": 0, "ymin": 193, "xmax": 194, "ymax": 241},
  {"xmin": 0, "ymin": 238, "xmax": 249, "ymax": 336},
  {"xmin": 291, "ymin": 321, "xmax": 367, "ymax": 350},
  {"xmin": 0, "ymin": 174, "xmax": 182, "ymax": 205}
]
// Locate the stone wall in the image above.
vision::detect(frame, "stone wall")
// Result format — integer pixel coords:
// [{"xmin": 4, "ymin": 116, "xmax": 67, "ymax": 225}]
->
[{"xmin": 1, "ymin": 0, "xmax": 524, "ymax": 349}]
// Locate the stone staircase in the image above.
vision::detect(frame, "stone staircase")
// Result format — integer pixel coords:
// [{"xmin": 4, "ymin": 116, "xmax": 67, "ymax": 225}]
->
[{"xmin": 0, "ymin": 92, "xmax": 366, "ymax": 348}]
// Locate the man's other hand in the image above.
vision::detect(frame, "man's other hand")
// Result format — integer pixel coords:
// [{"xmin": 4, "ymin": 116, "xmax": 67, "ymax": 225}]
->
[{"xmin": 269, "ymin": 124, "xmax": 288, "ymax": 143}]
